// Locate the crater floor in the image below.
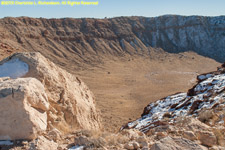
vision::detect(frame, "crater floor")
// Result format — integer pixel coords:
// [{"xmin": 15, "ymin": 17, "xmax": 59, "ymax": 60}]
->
[{"xmin": 75, "ymin": 52, "xmax": 220, "ymax": 132}]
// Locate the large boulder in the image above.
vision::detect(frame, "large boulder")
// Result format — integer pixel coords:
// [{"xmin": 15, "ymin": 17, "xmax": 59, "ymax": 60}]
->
[
  {"xmin": 0, "ymin": 78, "xmax": 49, "ymax": 140},
  {"xmin": 0, "ymin": 52, "xmax": 101, "ymax": 138},
  {"xmin": 197, "ymin": 131, "xmax": 217, "ymax": 147}
]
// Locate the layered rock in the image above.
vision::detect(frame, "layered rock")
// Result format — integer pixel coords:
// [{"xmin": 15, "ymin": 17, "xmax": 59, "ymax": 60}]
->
[
  {"xmin": 0, "ymin": 52, "xmax": 101, "ymax": 140},
  {"xmin": 0, "ymin": 15, "xmax": 225, "ymax": 69}
]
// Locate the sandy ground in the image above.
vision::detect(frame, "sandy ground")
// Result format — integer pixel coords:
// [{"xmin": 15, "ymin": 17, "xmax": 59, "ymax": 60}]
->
[{"xmin": 76, "ymin": 52, "xmax": 220, "ymax": 132}]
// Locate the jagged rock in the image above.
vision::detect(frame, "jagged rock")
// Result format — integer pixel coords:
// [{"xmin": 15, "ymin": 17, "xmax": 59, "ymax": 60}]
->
[
  {"xmin": 47, "ymin": 128, "xmax": 61, "ymax": 142},
  {"xmin": 137, "ymin": 136, "xmax": 147, "ymax": 143},
  {"xmin": 177, "ymin": 117, "xmax": 210, "ymax": 131},
  {"xmin": 136, "ymin": 136, "xmax": 148, "ymax": 149},
  {"xmin": 156, "ymin": 132, "xmax": 167, "ymax": 140},
  {"xmin": 197, "ymin": 131, "xmax": 217, "ymax": 147},
  {"xmin": 150, "ymin": 136, "xmax": 204, "ymax": 150},
  {"xmin": 199, "ymin": 145, "xmax": 209, "ymax": 150},
  {"xmin": 153, "ymin": 125, "xmax": 171, "ymax": 133},
  {"xmin": 133, "ymin": 142, "xmax": 140, "ymax": 149},
  {"xmin": 57, "ymin": 144, "xmax": 68, "ymax": 150},
  {"xmin": 209, "ymin": 146, "xmax": 225, "ymax": 150},
  {"xmin": 0, "ymin": 78, "xmax": 49, "ymax": 140},
  {"xmin": 121, "ymin": 129, "xmax": 143, "ymax": 140},
  {"xmin": 183, "ymin": 131, "xmax": 197, "ymax": 141},
  {"xmin": 124, "ymin": 142, "xmax": 134, "ymax": 150},
  {"xmin": 74, "ymin": 136, "xmax": 91, "ymax": 147},
  {"xmin": 139, "ymin": 141, "xmax": 148, "ymax": 149},
  {"xmin": 0, "ymin": 52, "xmax": 101, "ymax": 137},
  {"xmin": 36, "ymin": 136, "xmax": 58, "ymax": 150}
]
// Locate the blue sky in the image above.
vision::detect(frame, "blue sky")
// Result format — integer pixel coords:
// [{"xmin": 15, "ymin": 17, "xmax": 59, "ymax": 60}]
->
[{"xmin": 0, "ymin": 0, "xmax": 225, "ymax": 18}]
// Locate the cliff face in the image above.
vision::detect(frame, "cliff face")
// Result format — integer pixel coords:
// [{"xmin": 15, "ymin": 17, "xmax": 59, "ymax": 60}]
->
[{"xmin": 0, "ymin": 15, "xmax": 225, "ymax": 66}]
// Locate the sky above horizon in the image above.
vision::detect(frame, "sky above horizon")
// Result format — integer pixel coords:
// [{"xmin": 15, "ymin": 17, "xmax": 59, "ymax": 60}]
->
[{"xmin": 0, "ymin": 0, "xmax": 225, "ymax": 18}]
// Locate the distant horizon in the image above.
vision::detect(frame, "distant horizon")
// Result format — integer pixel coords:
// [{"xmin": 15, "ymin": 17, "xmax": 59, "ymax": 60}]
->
[
  {"xmin": 1, "ymin": 14, "xmax": 225, "ymax": 19},
  {"xmin": 0, "ymin": 0, "xmax": 225, "ymax": 19}
]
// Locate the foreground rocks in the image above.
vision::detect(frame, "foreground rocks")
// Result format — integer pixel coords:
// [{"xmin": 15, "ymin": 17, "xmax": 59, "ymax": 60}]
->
[
  {"xmin": 0, "ymin": 78, "xmax": 49, "ymax": 140},
  {"xmin": 150, "ymin": 136, "xmax": 203, "ymax": 150},
  {"xmin": 0, "ymin": 52, "xmax": 101, "ymax": 141},
  {"xmin": 1, "ymin": 128, "xmax": 224, "ymax": 150}
]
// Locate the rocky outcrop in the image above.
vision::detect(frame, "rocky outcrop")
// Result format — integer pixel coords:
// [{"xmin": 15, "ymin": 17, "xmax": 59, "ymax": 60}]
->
[
  {"xmin": 0, "ymin": 78, "xmax": 49, "ymax": 140},
  {"xmin": 123, "ymin": 63, "xmax": 225, "ymax": 132},
  {"xmin": 0, "ymin": 16, "xmax": 225, "ymax": 69},
  {"xmin": 35, "ymin": 136, "xmax": 59, "ymax": 150},
  {"xmin": 197, "ymin": 131, "xmax": 217, "ymax": 147},
  {"xmin": 0, "ymin": 52, "xmax": 101, "ymax": 140},
  {"xmin": 122, "ymin": 63, "xmax": 225, "ymax": 148}
]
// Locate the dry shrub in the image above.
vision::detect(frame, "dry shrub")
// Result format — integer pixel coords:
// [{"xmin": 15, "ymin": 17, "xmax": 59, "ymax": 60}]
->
[
  {"xmin": 104, "ymin": 133, "xmax": 129, "ymax": 145},
  {"xmin": 88, "ymin": 137, "xmax": 106, "ymax": 148},
  {"xmin": 198, "ymin": 109, "xmax": 214, "ymax": 123},
  {"xmin": 163, "ymin": 112, "xmax": 172, "ymax": 118},
  {"xmin": 73, "ymin": 130, "xmax": 129, "ymax": 148},
  {"xmin": 74, "ymin": 129, "xmax": 102, "ymax": 138}
]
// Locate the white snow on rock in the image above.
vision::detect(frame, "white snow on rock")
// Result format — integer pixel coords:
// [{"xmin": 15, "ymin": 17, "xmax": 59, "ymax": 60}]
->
[
  {"xmin": 69, "ymin": 145, "xmax": 84, "ymax": 150},
  {"xmin": 195, "ymin": 74, "xmax": 225, "ymax": 94},
  {"xmin": 197, "ymin": 74, "xmax": 213, "ymax": 81},
  {"xmin": 0, "ymin": 58, "xmax": 29, "ymax": 79}
]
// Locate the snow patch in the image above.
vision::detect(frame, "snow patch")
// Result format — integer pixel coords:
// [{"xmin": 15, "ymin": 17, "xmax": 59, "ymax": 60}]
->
[
  {"xmin": 0, "ymin": 58, "xmax": 29, "ymax": 79},
  {"xmin": 0, "ymin": 140, "xmax": 13, "ymax": 146},
  {"xmin": 69, "ymin": 145, "xmax": 84, "ymax": 150},
  {"xmin": 198, "ymin": 74, "xmax": 213, "ymax": 81}
]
